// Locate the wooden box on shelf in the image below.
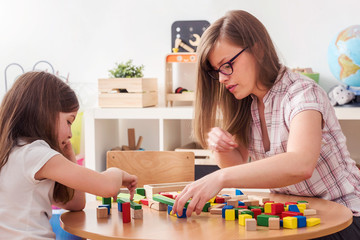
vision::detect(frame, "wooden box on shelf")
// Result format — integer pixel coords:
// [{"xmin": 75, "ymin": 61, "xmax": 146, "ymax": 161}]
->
[
  {"xmin": 175, "ymin": 142, "xmax": 215, "ymax": 165},
  {"xmin": 98, "ymin": 78, "xmax": 158, "ymax": 108}
]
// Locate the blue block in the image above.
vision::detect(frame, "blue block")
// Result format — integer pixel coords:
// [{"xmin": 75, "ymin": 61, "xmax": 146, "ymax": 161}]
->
[
  {"xmin": 167, "ymin": 205, "xmax": 187, "ymax": 218},
  {"xmin": 98, "ymin": 204, "xmax": 111, "ymax": 215},
  {"xmin": 117, "ymin": 201, "xmax": 122, "ymax": 212},
  {"xmin": 280, "ymin": 219, "xmax": 283, "ymax": 227},
  {"xmin": 288, "ymin": 205, "xmax": 300, "ymax": 213},
  {"xmin": 236, "ymin": 189, "xmax": 244, "ymax": 195},
  {"xmin": 295, "ymin": 215, "xmax": 307, "ymax": 228},
  {"xmin": 167, "ymin": 205, "xmax": 173, "ymax": 215},
  {"xmin": 238, "ymin": 201, "xmax": 245, "ymax": 206},
  {"xmin": 222, "ymin": 205, "xmax": 234, "ymax": 218}
]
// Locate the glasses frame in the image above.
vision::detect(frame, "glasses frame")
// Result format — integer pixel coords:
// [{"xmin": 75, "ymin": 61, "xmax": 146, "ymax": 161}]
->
[{"xmin": 207, "ymin": 47, "xmax": 248, "ymax": 80}]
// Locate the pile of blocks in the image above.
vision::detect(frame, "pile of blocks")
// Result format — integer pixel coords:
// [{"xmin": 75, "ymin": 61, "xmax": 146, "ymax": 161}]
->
[{"xmin": 96, "ymin": 184, "xmax": 321, "ymax": 230}]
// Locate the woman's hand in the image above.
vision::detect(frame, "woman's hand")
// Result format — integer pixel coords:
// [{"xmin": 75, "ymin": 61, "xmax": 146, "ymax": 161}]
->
[
  {"xmin": 172, "ymin": 170, "xmax": 224, "ymax": 217},
  {"xmin": 207, "ymin": 127, "xmax": 238, "ymax": 152},
  {"xmin": 121, "ymin": 171, "xmax": 138, "ymax": 200}
]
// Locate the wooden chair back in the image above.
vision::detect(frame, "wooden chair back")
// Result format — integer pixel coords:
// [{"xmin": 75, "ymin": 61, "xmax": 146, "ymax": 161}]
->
[{"xmin": 106, "ymin": 151, "xmax": 195, "ymax": 187}]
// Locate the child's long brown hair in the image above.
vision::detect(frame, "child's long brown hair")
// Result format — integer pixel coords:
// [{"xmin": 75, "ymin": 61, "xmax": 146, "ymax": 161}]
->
[
  {"xmin": 194, "ymin": 10, "xmax": 282, "ymax": 148},
  {"xmin": 0, "ymin": 71, "xmax": 79, "ymax": 203}
]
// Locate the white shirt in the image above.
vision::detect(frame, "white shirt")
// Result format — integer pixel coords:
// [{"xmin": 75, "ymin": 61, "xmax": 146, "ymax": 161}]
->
[{"xmin": 0, "ymin": 140, "xmax": 60, "ymax": 239}]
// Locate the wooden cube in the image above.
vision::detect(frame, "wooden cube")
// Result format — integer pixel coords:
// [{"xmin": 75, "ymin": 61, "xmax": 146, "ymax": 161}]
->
[
  {"xmin": 269, "ymin": 217, "xmax": 280, "ymax": 230},
  {"xmin": 97, "ymin": 207, "xmax": 108, "ymax": 219},
  {"xmin": 245, "ymin": 218, "xmax": 257, "ymax": 231}
]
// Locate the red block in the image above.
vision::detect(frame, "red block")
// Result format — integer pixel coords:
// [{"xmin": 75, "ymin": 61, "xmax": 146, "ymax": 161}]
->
[
  {"xmin": 238, "ymin": 206, "xmax": 248, "ymax": 209},
  {"xmin": 215, "ymin": 197, "xmax": 225, "ymax": 203},
  {"xmin": 251, "ymin": 208, "xmax": 262, "ymax": 219},
  {"xmin": 271, "ymin": 203, "xmax": 284, "ymax": 215},
  {"xmin": 140, "ymin": 199, "xmax": 149, "ymax": 206},
  {"xmin": 263, "ymin": 201, "xmax": 274, "ymax": 205},
  {"xmin": 122, "ymin": 202, "xmax": 131, "ymax": 223},
  {"xmin": 160, "ymin": 193, "xmax": 174, "ymax": 199},
  {"xmin": 281, "ymin": 211, "xmax": 303, "ymax": 219}
]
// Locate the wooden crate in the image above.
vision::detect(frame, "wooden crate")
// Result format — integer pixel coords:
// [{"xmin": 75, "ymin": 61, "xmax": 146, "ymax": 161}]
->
[
  {"xmin": 98, "ymin": 78, "xmax": 158, "ymax": 108},
  {"xmin": 175, "ymin": 142, "xmax": 215, "ymax": 165}
]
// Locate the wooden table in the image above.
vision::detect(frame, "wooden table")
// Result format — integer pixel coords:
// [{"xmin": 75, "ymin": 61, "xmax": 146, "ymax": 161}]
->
[{"xmin": 60, "ymin": 191, "xmax": 353, "ymax": 240}]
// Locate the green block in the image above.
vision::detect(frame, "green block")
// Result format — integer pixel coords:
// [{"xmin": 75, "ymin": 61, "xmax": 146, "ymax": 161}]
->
[
  {"xmin": 241, "ymin": 210, "xmax": 254, "ymax": 218},
  {"xmin": 153, "ymin": 194, "xmax": 190, "ymax": 208},
  {"xmin": 202, "ymin": 202, "xmax": 211, "ymax": 212},
  {"xmin": 257, "ymin": 214, "xmax": 280, "ymax": 227},
  {"xmin": 102, "ymin": 197, "xmax": 112, "ymax": 205},
  {"xmin": 136, "ymin": 188, "xmax": 146, "ymax": 196},
  {"xmin": 118, "ymin": 193, "xmax": 145, "ymax": 202},
  {"xmin": 118, "ymin": 197, "xmax": 142, "ymax": 210},
  {"xmin": 297, "ymin": 200, "xmax": 308, "ymax": 204}
]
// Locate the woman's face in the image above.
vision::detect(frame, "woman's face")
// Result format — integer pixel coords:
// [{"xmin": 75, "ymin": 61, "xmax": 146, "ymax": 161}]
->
[{"xmin": 208, "ymin": 38, "xmax": 267, "ymax": 100}]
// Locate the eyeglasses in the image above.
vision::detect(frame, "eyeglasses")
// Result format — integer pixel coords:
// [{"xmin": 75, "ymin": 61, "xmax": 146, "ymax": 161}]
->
[{"xmin": 207, "ymin": 47, "xmax": 248, "ymax": 80}]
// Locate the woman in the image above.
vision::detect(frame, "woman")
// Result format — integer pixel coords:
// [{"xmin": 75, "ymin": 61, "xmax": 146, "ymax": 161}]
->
[{"xmin": 173, "ymin": 10, "xmax": 360, "ymax": 239}]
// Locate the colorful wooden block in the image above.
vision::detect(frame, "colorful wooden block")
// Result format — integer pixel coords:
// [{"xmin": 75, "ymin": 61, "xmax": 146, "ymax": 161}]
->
[
  {"xmin": 307, "ymin": 218, "xmax": 321, "ymax": 227},
  {"xmin": 227, "ymin": 199, "xmax": 239, "ymax": 208},
  {"xmin": 117, "ymin": 201, "xmax": 122, "ymax": 212},
  {"xmin": 257, "ymin": 214, "xmax": 279, "ymax": 227},
  {"xmin": 122, "ymin": 202, "xmax": 131, "ymax": 223},
  {"xmin": 98, "ymin": 204, "xmax": 111, "ymax": 215},
  {"xmin": 225, "ymin": 209, "xmax": 236, "ymax": 221},
  {"xmin": 140, "ymin": 199, "xmax": 149, "ymax": 206},
  {"xmin": 215, "ymin": 196, "xmax": 225, "ymax": 203},
  {"xmin": 271, "ymin": 203, "xmax": 284, "ymax": 215},
  {"xmin": 202, "ymin": 202, "xmax": 211, "ymax": 212},
  {"xmin": 97, "ymin": 207, "xmax": 108, "ymax": 219},
  {"xmin": 264, "ymin": 203, "xmax": 273, "ymax": 213},
  {"xmin": 282, "ymin": 211, "xmax": 303, "ymax": 218},
  {"xmin": 283, "ymin": 217, "xmax": 297, "ymax": 229},
  {"xmin": 303, "ymin": 209, "xmax": 317, "ymax": 216},
  {"xmin": 245, "ymin": 218, "xmax": 257, "ymax": 231},
  {"xmin": 295, "ymin": 215, "xmax": 307, "ymax": 228},
  {"xmin": 102, "ymin": 197, "xmax": 112, "ymax": 205},
  {"xmin": 131, "ymin": 208, "xmax": 143, "ymax": 219},
  {"xmin": 288, "ymin": 204, "xmax": 300, "ymax": 212},
  {"xmin": 222, "ymin": 205, "xmax": 234, "ymax": 218},
  {"xmin": 236, "ymin": 189, "xmax": 244, "ymax": 195},
  {"xmin": 251, "ymin": 208, "xmax": 262, "ymax": 219},
  {"xmin": 241, "ymin": 210, "xmax": 254, "ymax": 218},
  {"xmin": 118, "ymin": 198, "xmax": 142, "ymax": 210},
  {"xmin": 268, "ymin": 217, "xmax": 280, "ymax": 230},
  {"xmin": 136, "ymin": 188, "xmax": 146, "ymax": 196},
  {"xmin": 148, "ymin": 199, "xmax": 167, "ymax": 211},
  {"xmin": 239, "ymin": 214, "xmax": 252, "ymax": 226}
]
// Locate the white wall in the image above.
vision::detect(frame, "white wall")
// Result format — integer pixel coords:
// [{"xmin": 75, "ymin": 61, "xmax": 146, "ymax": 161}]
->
[{"xmin": 1, "ymin": 0, "xmax": 359, "ymax": 107}]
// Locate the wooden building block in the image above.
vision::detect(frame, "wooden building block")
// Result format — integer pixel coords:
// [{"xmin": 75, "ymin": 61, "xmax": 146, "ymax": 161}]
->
[
  {"xmin": 97, "ymin": 207, "xmax": 108, "ymax": 219},
  {"xmin": 307, "ymin": 217, "xmax": 321, "ymax": 227},
  {"xmin": 122, "ymin": 202, "xmax": 131, "ymax": 223},
  {"xmin": 210, "ymin": 208, "xmax": 223, "ymax": 215},
  {"xmin": 271, "ymin": 203, "xmax": 285, "ymax": 215},
  {"xmin": 245, "ymin": 218, "xmax": 257, "ymax": 231},
  {"xmin": 227, "ymin": 199, "xmax": 239, "ymax": 208},
  {"xmin": 102, "ymin": 197, "xmax": 112, "ymax": 205},
  {"xmin": 257, "ymin": 214, "xmax": 279, "ymax": 227},
  {"xmin": 264, "ymin": 203, "xmax": 273, "ymax": 213},
  {"xmin": 128, "ymin": 128, "xmax": 136, "ymax": 150},
  {"xmin": 248, "ymin": 195, "xmax": 270, "ymax": 205},
  {"xmin": 148, "ymin": 199, "xmax": 167, "ymax": 211},
  {"xmin": 136, "ymin": 188, "xmax": 146, "ymax": 196},
  {"xmin": 239, "ymin": 214, "xmax": 252, "ymax": 226},
  {"xmin": 303, "ymin": 209, "xmax": 317, "ymax": 216},
  {"xmin": 283, "ymin": 217, "xmax": 298, "ymax": 229},
  {"xmin": 131, "ymin": 208, "xmax": 143, "ymax": 219},
  {"xmin": 269, "ymin": 217, "xmax": 280, "ymax": 230},
  {"xmin": 225, "ymin": 209, "xmax": 235, "ymax": 221}
]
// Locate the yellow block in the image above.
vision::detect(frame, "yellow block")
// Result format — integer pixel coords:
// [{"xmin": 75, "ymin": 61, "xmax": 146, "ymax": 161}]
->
[
  {"xmin": 264, "ymin": 203, "xmax": 273, "ymax": 213},
  {"xmin": 307, "ymin": 218, "xmax": 321, "ymax": 227},
  {"xmin": 225, "ymin": 209, "xmax": 235, "ymax": 221},
  {"xmin": 284, "ymin": 205, "xmax": 289, "ymax": 211},
  {"xmin": 298, "ymin": 206, "xmax": 306, "ymax": 214},
  {"xmin": 239, "ymin": 214, "xmax": 252, "ymax": 226},
  {"xmin": 209, "ymin": 196, "xmax": 216, "ymax": 203},
  {"xmin": 283, "ymin": 217, "xmax": 298, "ymax": 229}
]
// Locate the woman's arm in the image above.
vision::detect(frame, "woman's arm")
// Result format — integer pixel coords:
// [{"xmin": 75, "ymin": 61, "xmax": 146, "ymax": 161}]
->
[{"xmin": 173, "ymin": 110, "xmax": 322, "ymax": 217}]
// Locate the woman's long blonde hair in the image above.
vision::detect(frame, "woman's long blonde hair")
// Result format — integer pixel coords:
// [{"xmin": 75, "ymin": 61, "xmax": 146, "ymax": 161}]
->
[
  {"xmin": 194, "ymin": 10, "xmax": 281, "ymax": 148},
  {"xmin": 0, "ymin": 71, "xmax": 79, "ymax": 203}
]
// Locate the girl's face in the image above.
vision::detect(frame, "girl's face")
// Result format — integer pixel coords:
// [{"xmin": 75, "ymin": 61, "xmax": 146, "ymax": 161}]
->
[
  {"xmin": 57, "ymin": 111, "xmax": 77, "ymax": 149},
  {"xmin": 208, "ymin": 38, "xmax": 267, "ymax": 100}
]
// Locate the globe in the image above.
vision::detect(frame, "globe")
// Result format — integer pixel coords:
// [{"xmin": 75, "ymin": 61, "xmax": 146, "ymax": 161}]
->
[{"xmin": 328, "ymin": 25, "xmax": 360, "ymax": 87}]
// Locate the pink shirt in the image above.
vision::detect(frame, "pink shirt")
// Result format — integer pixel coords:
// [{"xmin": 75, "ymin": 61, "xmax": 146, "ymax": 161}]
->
[{"xmin": 248, "ymin": 67, "xmax": 360, "ymax": 216}]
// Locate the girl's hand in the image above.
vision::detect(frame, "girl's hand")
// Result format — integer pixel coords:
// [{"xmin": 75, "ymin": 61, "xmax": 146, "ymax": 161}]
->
[
  {"xmin": 172, "ymin": 170, "xmax": 223, "ymax": 217},
  {"xmin": 62, "ymin": 141, "xmax": 76, "ymax": 163},
  {"xmin": 207, "ymin": 127, "xmax": 238, "ymax": 152},
  {"xmin": 122, "ymin": 171, "xmax": 138, "ymax": 200}
]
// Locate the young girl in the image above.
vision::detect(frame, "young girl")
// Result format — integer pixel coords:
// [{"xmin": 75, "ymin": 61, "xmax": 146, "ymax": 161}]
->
[
  {"xmin": 173, "ymin": 10, "xmax": 360, "ymax": 239},
  {"xmin": 0, "ymin": 71, "xmax": 137, "ymax": 239}
]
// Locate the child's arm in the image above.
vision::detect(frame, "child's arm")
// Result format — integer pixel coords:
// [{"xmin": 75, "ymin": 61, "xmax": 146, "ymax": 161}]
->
[{"xmin": 35, "ymin": 152, "xmax": 137, "ymax": 211}]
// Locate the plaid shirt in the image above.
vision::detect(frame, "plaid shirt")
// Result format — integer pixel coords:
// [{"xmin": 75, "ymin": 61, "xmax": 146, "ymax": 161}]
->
[{"xmin": 248, "ymin": 67, "xmax": 360, "ymax": 216}]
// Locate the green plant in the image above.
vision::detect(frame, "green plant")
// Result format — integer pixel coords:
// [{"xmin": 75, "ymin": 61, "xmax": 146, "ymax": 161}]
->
[{"xmin": 109, "ymin": 60, "xmax": 144, "ymax": 78}]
